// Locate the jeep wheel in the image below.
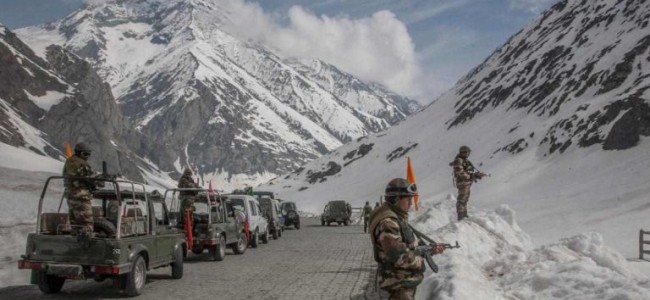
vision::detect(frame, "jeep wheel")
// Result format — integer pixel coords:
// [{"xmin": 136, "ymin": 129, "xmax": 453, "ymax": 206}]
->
[
  {"xmin": 171, "ymin": 246, "xmax": 183, "ymax": 279},
  {"xmin": 191, "ymin": 246, "xmax": 203, "ymax": 255},
  {"xmin": 344, "ymin": 219, "xmax": 350, "ymax": 226},
  {"xmin": 295, "ymin": 222, "xmax": 301, "ymax": 230},
  {"xmin": 272, "ymin": 228, "xmax": 279, "ymax": 240},
  {"xmin": 124, "ymin": 255, "xmax": 146, "ymax": 296},
  {"xmin": 210, "ymin": 235, "xmax": 226, "ymax": 261},
  {"xmin": 232, "ymin": 235, "xmax": 247, "ymax": 254},
  {"xmin": 262, "ymin": 227, "xmax": 269, "ymax": 244},
  {"xmin": 37, "ymin": 271, "xmax": 65, "ymax": 294},
  {"xmin": 251, "ymin": 230, "xmax": 259, "ymax": 248}
]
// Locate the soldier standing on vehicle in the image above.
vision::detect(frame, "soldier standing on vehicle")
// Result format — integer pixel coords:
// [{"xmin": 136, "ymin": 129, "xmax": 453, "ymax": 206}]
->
[
  {"xmin": 452, "ymin": 146, "xmax": 486, "ymax": 221},
  {"xmin": 363, "ymin": 201, "xmax": 373, "ymax": 233},
  {"xmin": 178, "ymin": 168, "xmax": 199, "ymax": 225},
  {"xmin": 63, "ymin": 142, "xmax": 98, "ymax": 235},
  {"xmin": 368, "ymin": 178, "xmax": 445, "ymax": 299}
]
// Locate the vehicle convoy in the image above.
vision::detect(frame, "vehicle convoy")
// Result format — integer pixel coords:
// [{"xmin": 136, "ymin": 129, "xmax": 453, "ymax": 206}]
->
[
  {"xmin": 167, "ymin": 188, "xmax": 248, "ymax": 259},
  {"xmin": 258, "ymin": 197, "xmax": 283, "ymax": 239},
  {"xmin": 280, "ymin": 201, "xmax": 301, "ymax": 230},
  {"xmin": 18, "ymin": 177, "xmax": 185, "ymax": 296},
  {"xmin": 227, "ymin": 194, "xmax": 270, "ymax": 247},
  {"xmin": 321, "ymin": 200, "xmax": 352, "ymax": 226}
]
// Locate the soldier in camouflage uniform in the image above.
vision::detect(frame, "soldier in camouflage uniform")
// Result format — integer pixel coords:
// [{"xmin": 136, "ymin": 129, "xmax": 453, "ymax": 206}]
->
[
  {"xmin": 452, "ymin": 146, "xmax": 485, "ymax": 221},
  {"xmin": 368, "ymin": 178, "xmax": 445, "ymax": 300},
  {"xmin": 363, "ymin": 201, "xmax": 373, "ymax": 233},
  {"xmin": 63, "ymin": 143, "xmax": 99, "ymax": 235},
  {"xmin": 178, "ymin": 168, "xmax": 199, "ymax": 225}
]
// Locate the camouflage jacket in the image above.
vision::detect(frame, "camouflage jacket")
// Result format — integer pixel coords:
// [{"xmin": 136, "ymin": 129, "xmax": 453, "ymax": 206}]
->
[
  {"xmin": 62, "ymin": 154, "xmax": 96, "ymax": 192},
  {"xmin": 363, "ymin": 205, "xmax": 373, "ymax": 219},
  {"xmin": 452, "ymin": 154, "xmax": 476, "ymax": 186},
  {"xmin": 368, "ymin": 203, "xmax": 424, "ymax": 290},
  {"xmin": 178, "ymin": 174, "xmax": 199, "ymax": 196}
]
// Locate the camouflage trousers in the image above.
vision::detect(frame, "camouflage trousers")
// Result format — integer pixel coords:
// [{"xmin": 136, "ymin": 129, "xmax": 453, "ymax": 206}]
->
[
  {"xmin": 456, "ymin": 183, "xmax": 471, "ymax": 221},
  {"xmin": 180, "ymin": 196, "xmax": 196, "ymax": 225},
  {"xmin": 67, "ymin": 189, "xmax": 94, "ymax": 233}
]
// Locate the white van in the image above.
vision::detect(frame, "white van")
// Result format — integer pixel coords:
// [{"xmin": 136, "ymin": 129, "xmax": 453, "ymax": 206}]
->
[{"xmin": 227, "ymin": 195, "xmax": 270, "ymax": 247}]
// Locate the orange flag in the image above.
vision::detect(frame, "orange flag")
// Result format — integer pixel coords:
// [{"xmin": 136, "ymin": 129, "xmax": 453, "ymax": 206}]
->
[
  {"xmin": 406, "ymin": 156, "xmax": 419, "ymax": 211},
  {"xmin": 64, "ymin": 142, "xmax": 72, "ymax": 158}
]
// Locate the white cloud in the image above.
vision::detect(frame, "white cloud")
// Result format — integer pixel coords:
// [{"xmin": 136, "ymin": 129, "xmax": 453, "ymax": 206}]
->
[
  {"xmin": 509, "ymin": 0, "xmax": 558, "ymax": 13},
  {"xmin": 218, "ymin": 0, "xmax": 423, "ymax": 99}
]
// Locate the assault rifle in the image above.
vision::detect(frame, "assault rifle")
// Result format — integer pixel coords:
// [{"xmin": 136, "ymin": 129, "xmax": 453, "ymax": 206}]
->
[
  {"xmin": 471, "ymin": 170, "xmax": 490, "ymax": 183},
  {"xmin": 410, "ymin": 225, "xmax": 461, "ymax": 273}
]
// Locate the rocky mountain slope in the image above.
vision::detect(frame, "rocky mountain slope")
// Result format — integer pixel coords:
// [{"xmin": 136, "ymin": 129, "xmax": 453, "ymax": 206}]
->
[
  {"xmin": 15, "ymin": 0, "xmax": 420, "ymax": 189},
  {"xmin": 0, "ymin": 24, "xmax": 158, "ymax": 180},
  {"xmin": 258, "ymin": 0, "xmax": 650, "ymax": 256}
]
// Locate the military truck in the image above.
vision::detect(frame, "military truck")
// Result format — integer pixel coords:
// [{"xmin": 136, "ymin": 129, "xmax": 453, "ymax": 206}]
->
[
  {"xmin": 17, "ymin": 177, "xmax": 185, "ymax": 296},
  {"xmin": 166, "ymin": 188, "xmax": 248, "ymax": 259},
  {"xmin": 321, "ymin": 200, "xmax": 352, "ymax": 226}
]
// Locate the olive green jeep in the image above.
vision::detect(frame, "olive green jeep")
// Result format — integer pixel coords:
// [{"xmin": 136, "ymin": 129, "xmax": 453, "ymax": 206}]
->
[
  {"xmin": 166, "ymin": 188, "xmax": 248, "ymax": 260},
  {"xmin": 17, "ymin": 176, "xmax": 186, "ymax": 297}
]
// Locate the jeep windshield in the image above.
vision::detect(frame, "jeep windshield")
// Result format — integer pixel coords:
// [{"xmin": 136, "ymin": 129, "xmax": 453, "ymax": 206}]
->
[{"xmin": 329, "ymin": 201, "xmax": 347, "ymax": 210}]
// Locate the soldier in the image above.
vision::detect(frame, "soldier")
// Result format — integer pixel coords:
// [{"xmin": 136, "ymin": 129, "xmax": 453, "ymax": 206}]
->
[
  {"xmin": 452, "ymin": 145, "xmax": 486, "ymax": 221},
  {"xmin": 178, "ymin": 168, "xmax": 199, "ymax": 225},
  {"xmin": 63, "ymin": 142, "xmax": 99, "ymax": 236},
  {"xmin": 368, "ymin": 178, "xmax": 445, "ymax": 299},
  {"xmin": 363, "ymin": 201, "xmax": 373, "ymax": 233}
]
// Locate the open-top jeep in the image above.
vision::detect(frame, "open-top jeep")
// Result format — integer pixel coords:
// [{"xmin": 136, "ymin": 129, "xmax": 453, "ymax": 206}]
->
[
  {"xmin": 167, "ymin": 188, "xmax": 248, "ymax": 259},
  {"xmin": 17, "ymin": 176, "xmax": 186, "ymax": 297}
]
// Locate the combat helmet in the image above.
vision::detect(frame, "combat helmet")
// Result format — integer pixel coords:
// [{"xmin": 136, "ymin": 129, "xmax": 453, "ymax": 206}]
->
[
  {"xmin": 384, "ymin": 178, "xmax": 417, "ymax": 203},
  {"xmin": 459, "ymin": 145, "xmax": 471, "ymax": 153},
  {"xmin": 74, "ymin": 142, "xmax": 92, "ymax": 153},
  {"xmin": 183, "ymin": 168, "xmax": 192, "ymax": 175}
]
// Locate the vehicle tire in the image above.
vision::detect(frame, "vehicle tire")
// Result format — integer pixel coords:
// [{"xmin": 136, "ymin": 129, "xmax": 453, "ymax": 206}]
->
[
  {"xmin": 210, "ymin": 235, "xmax": 226, "ymax": 261},
  {"xmin": 262, "ymin": 227, "xmax": 269, "ymax": 244},
  {"xmin": 295, "ymin": 222, "xmax": 300, "ymax": 230},
  {"xmin": 272, "ymin": 228, "xmax": 279, "ymax": 240},
  {"xmin": 191, "ymin": 246, "xmax": 203, "ymax": 255},
  {"xmin": 171, "ymin": 246, "xmax": 183, "ymax": 279},
  {"xmin": 251, "ymin": 230, "xmax": 259, "ymax": 248},
  {"xmin": 124, "ymin": 255, "xmax": 147, "ymax": 297},
  {"xmin": 37, "ymin": 271, "xmax": 65, "ymax": 294},
  {"xmin": 338, "ymin": 222, "xmax": 342, "ymax": 226},
  {"xmin": 344, "ymin": 219, "xmax": 350, "ymax": 226},
  {"xmin": 94, "ymin": 217, "xmax": 116, "ymax": 237},
  {"xmin": 321, "ymin": 219, "xmax": 325, "ymax": 226},
  {"xmin": 232, "ymin": 234, "xmax": 247, "ymax": 255}
]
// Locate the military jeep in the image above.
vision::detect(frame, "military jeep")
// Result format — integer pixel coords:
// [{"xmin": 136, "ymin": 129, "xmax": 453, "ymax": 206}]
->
[
  {"xmin": 17, "ymin": 176, "xmax": 186, "ymax": 297},
  {"xmin": 167, "ymin": 188, "xmax": 248, "ymax": 259},
  {"xmin": 321, "ymin": 200, "xmax": 352, "ymax": 226}
]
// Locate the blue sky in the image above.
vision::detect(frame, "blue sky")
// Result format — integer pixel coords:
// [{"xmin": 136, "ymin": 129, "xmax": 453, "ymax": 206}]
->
[{"xmin": 0, "ymin": 0, "xmax": 557, "ymax": 101}]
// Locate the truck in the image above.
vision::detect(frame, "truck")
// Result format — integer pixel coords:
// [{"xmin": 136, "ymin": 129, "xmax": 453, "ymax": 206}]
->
[{"xmin": 17, "ymin": 176, "xmax": 185, "ymax": 296}]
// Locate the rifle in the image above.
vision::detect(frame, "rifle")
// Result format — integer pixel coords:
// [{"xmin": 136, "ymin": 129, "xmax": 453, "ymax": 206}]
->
[
  {"xmin": 410, "ymin": 225, "xmax": 461, "ymax": 273},
  {"xmin": 471, "ymin": 170, "xmax": 491, "ymax": 183}
]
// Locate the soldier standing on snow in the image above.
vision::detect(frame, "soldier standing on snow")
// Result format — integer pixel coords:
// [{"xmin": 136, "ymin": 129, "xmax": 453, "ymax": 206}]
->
[
  {"xmin": 363, "ymin": 201, "xmax": 373, "ymax": 233},
  {"xmin": 451, "ymin": 145, "xmax": 486, "ymax": 221},
  {"xmin": 63, "ymin": 143, "xmax": 99, "ymax": 236},
  {"xmin": 178, "ymin": 168, "xmax": 199, "ymax": 225},
  {"xmin": 368, "ymin": 178, "xmax": 445, "ymax": 299}
]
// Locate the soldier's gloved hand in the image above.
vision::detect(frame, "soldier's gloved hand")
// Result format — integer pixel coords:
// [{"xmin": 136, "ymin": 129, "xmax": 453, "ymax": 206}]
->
[{"xmin": 432, "ymin": 244, "xmax": 446, "ymax": 255}]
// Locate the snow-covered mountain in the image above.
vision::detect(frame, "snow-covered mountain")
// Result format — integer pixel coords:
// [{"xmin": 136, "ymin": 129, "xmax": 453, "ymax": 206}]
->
[
  {"xmin": 0, "ymin": 23, "xmax": 165, "ymax": 181},
  {"xmin": 15, "ymin": 0, "xmax": 420, "ymax": 190},
  {"xmin": 259, "ymin": 0, "xmax": 650, "ymax": 258}
]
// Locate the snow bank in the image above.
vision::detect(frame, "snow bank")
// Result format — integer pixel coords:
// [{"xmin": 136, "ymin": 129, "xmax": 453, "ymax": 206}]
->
[{"xmin": 412, "ymin": 197, "xmax": 650, "ymax": 300}]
